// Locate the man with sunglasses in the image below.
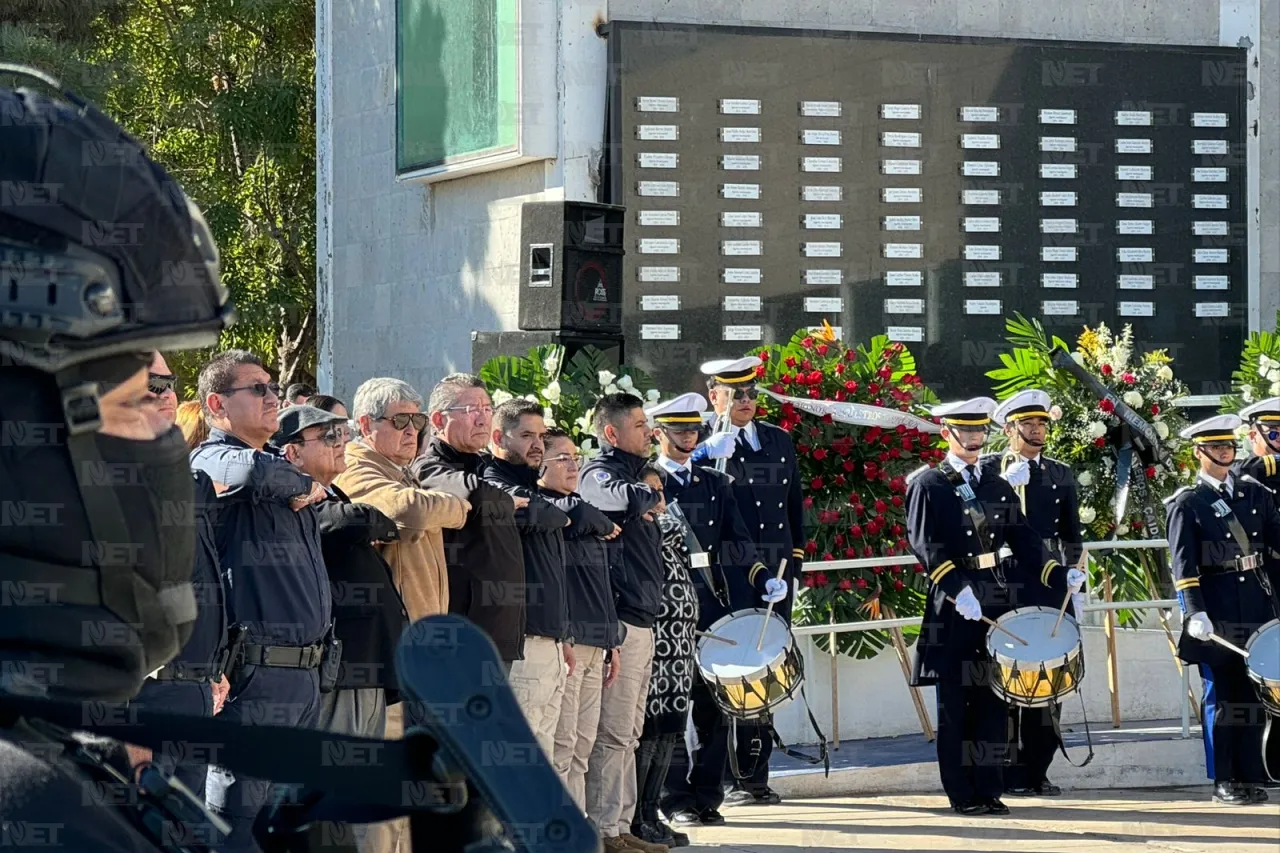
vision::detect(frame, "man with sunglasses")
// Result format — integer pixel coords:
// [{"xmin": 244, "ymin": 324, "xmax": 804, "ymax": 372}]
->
[
  {"xmin": 192, "ymin": 349, "xmax": 333, "ymax": 851},
  {"xmin": 981, "ymin": 390, "xmax": 1083, "ymax": 799},
  {"xmin": 907, "ymin": 398, "xmax": 1080, "ymax": 816},
  {"xmin": 691, "ymin": 356, "xmax": 804, "ymax": 808},
  {"xmin": 1238, "ymin": 398, "xmax": 1280, "ymax": 489},
  {"xmin": 1166, "ymin": 414, "xmax": 1279, "ymax": 804}
]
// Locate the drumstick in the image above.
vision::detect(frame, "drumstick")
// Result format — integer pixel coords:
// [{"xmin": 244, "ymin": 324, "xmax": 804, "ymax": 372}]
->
[
  {"xmin": 755, "ymin": 559, "xmax": 788, "ymax": 652},
  {"xmin": 946, "ymin": 596, "xmax": 1029, "ymax": 646},
  {"xmin": 1208, "ymin": 633, "xmax": 1251, "ymax": 660},
  {"xmin": 696, "ymin": 631, "xmax": 738, "ymax": 646},
  {"xmin": 1051, "ymin": 553, "xmax": 1090, "ymax": 638}
]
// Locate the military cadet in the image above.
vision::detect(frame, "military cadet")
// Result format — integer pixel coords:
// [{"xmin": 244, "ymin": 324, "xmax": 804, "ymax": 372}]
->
[
  {"xmin": 1165, "ymin": 414, "xmax": 1280, "ymax": 805},
  {"xmin": 982, "ymin": 390, "xmax": 1083, "ymax": 799},
  {"xmin": 1238, "ymin": 397, "xmax": 1280, "ymax": 490},
  {"xmin": 907, "ymin": 398, "xmax": 1085, "ymax": 816},
  {"xmin": 691, "ymin": 356, "xmax": 805, "ymax": 807},
  {"xmin": 651, "ymin": 393, "xmax": 786, "ymax": 831}
]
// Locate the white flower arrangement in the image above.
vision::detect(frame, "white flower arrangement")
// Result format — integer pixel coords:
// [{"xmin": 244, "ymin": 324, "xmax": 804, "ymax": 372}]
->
[
  {"xmin": 541, "ymin": 380, "xmax": 562, "ymax": 404},
  {"xmin": 1079, "ymin": 506, "xmax": 1097, "ymax": 524},
  {"xmin": 598, "ymin": 370, "xmax": 616, "ymax": 387},
  {"xmin": 1155, "ymin": 421, "xmax": 1170, "ymax": 440},
  {"xmin": 1078, "ymin": 471, "xmax": 1093, "ymax": 486},
  {"xmin": 1122, "ymin": 390, "xmax": 1144, "ymax": 409},
  {"xmin": 491, "ymin": 389, "xmax": 514, "ymax": 406},
  {"xmin": 1088, "ymin": 421, "xmax": 1107, "ymax": 438}
]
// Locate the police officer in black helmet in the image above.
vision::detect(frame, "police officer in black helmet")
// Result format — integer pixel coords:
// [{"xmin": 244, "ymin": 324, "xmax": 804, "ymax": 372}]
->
[{"xmin": 0, "ymin": 64, "xmax": 234, "ymax": 848}]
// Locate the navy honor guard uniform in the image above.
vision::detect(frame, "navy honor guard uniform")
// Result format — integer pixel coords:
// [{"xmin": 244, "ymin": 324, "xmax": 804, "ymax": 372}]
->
[
  {"xmin": 907, "ymin": 398, "xmax": 1084, "ymax": 816},
  {"xmin": 1165, "ymin": 414, "xmax": 1280, "ymax": 805},
  {"xmin": 981, "ymin": 389, "xmax": 1083, "ymax": 799},
  {"xmin": 1238, "ymin": 397, "xmax": 1280, "ymax": 490},
  {"xmin": 692, "ymin": 356, "xmax": 806, "ymax": 807},
  {"xmin": 650, "ymin": 392, "xmax": 785, "ymax": 828}
]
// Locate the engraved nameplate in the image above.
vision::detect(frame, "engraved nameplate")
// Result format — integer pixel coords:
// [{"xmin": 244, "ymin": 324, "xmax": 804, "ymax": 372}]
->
[
  {"xmin": 962, "ymin": 134, "xmax": 1000, "ymax": 149},
  {"xmin": 882, "ymin": 188, "xmax": 922, "ymax": 202},
  {"xmin": 1117, "ymin": 165, "xmax": 1152, "ymax": 181},
  {"xmin": 1041, "ymin": 136, "xmax": 1076, "ymax": 152},
  {"xmin": 721, "ymin": 212, "xmax": 762, "ymax": 228},
  {"xmin": 801, "ymin": 101, "xmax": 841, "ymax": 117},
  {"xmin": 1040, "ymin": 109, "xmax": 1076, "ymax": 125},
  {"xmin": 1040, "ymin": 164, "xmax": 1077, "ymax": 179},
  {"xmin": 966, "ymin": 299, "xmax": 1002, "ymax": 315},
  {"xmin": 962, "ymin": 161, "xmax": 1000, "ymax": 177},
  {"xmin": 639, "ymin": 210, "xmax": 679, "ymax": 227},
  {"xmin": 1042, "ymin": 300, "xmax": 1079, "ymax": 315},
  {"xmin": 1042, "ymin": 273, "xmax": 1079, "ymax": 289},
  {"xmin": 723, "ymin": 296, "xmax": 762, "ymax": 312},
  {"xmin": 638, "ymin": 267, "xmax": 679, "ymax": 283},
  {"xmin": 804, "ymin": 214, "xmax": 842, "ymax": 229},
  {"xmin": 961, "ymin": 107, "xmax": 999, "ymax": 122},
  {"xmin": 1118, "ymin": 275, "xmax": 1154, "ymax": 290},
  {"xmin": 1194, "ymin": 275, "xmax": 1229, "ymax": 290},
  {"xmin": 803, "ymin": 129, "xmax": 842, "ymax": 146},
  {"xmin": 641, "ymin": 295, "xmax": 679, "ymax": 311},
  {"xmin": 1194, "ymin": 195, "xmax": 1229, "ymax": 209},
  {"xmin": 638, "ymin": 181, "xmax": 679, "ymax": 197},
  {"xmin": 881, "ymin": 104, "xmax": 921, "ymax": 120},
  {"xmin": 803, "ymin": 157, "xmax": 842, "ymax": 172},
  {"xmin": 805, "ymin": 296, "xmax": 843, "ymax": 311},
  {"xmin": 1118, "ymin": 247, "xmax": 1154, "ymax": 263},
  {"xmin": 1119, "ymin": 301, "xmax": 1154, "ymax": 317},
  {"xmin": 638, "ymin": 152, "xmax": 678, "ymax": 169},
  {"xmin": 1193, "ymin": 221, "xmax": 1229, "ymax": 236},
  {"xmin": 721, "ymin": 183, "xmax": 760, "ymax": 199},
  {"xmin": 1041, "ymin": 219, "xmax": 1078, "ymax": 234},
  {"xmin": 1195, "ymin": 302, "xmax": 1230, "ymax": 318},
  {"xmin": 720, "ymin": 99, "xmax": 761, "ymax": 115},
  {"xmin": 965, "ymin": 245, "xmax": 1001, "ymax": 261},
  {"xmin": 641, "ymin": 324, "xmax": 679, "ymax": 339},
  {"xmin": 887, "ymin": 326, "xmax": 924, "ymax": 342},
  {"xmin": 1117, "ymin": 220, "xmax": 1154, "ymax": 235},
  {"xmin": 1192, "ymin": 112, "xmax": 1228, "ymax": 128},
  {"xmin": 1042, "ymin": 247, "xmax": 1078, "ymax": 262},
  {"xmin": 885, "ymin": 271, "xmax": 922, "ymax": 287},
  {"xmin": 637, "ymin": 125, "xmax": 679, "ymax": 140},
  {"xmin": 882, "ymin": 132, "xmax": 921, "ymax": 147},
  {"xmin": 882, "ymin": 160, "xmax": 921, "ymax": 175},
  {"xmin": 963, "ymin": 190, "xmax": 1000, "ymax": 205},
  {"xmin": 883, "ymin": 215, "xmax": 922, "ymax": 231},
  {"xmin": 964, "ymin": 217, "xmax": 1000, "ymax": 232},
  {"xmin": 1193, "ymin": 168, "xmax": 1228, "ymax": 182},
  {"xmin": 1041, "ymin": 192, "xmax": 1077, "ymax": 206},
  {"xmin": 1116, "ymin": 138, "xmax": 1153, "ymax": 154},
  {"xmin": 721, "ymin": 240, "xmax": 761, "ymax": 256},
  {"xmin": 883, "ymin": 243, "xmax": 923, "ymax": 259},
  {"xmin": 1117, "ymin": 193, "xmax": 1153, "ymax": 207},
  {"xmin": 804, "ymin": 242, "xmax": 842, "ymax": 258},
  {"xmin": 723, "ymin": 268, "xmax": 762, "ymax": 284},
  {"xmin": 885, "ymin": 299, "xmax": 924, "ymax": 314},
  {"xmin": 1115, "ymin": 111, "xmax": 1153, "ymax": 126},
  {"xmin": 965, "ymin": 272, "xmax": 1001, "ymax": 287},
  {"xmin": 639, "ymin": 238, "xmax": 679, "ymax": 254},
  {"xmin": 723, "ymin": 325, "xmax": 762, "ymax": 341},
  {"xmin": 1195, "ymin": 248, "xmax": 1229, "ymax": 263},
  {"xmin": 803, "ymin": 186, "xmax": 842, "ymax": 202},
  {"xmin": 636, "ymin": 97, "xmax": 679, "ymax": 112},
  {"xmin": 1194, "ymin": 139, "xmax": 1228, "ymax": 155},
  {"xmin": 804, "ymin": 274, "xmax": 843, "ymax": 289},
  {"xmin": 722, "ymin": 155, "xmax": 760, "ymax": 171},
  {"xmin": 720, "ymin": 127, "xmax": 762, "ymax": 143}
]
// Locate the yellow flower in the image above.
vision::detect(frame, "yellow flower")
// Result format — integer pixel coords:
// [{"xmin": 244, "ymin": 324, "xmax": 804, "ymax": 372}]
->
[
  {"xmin": 1077, "ymin": 328, "xmax": 1103, "ymax": 361},
  {"xmin": 820, "ymin": 319, "xmax": 837, "ymax": 342}
]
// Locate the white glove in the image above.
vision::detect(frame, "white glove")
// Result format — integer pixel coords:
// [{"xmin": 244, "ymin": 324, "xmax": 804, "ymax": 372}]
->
[
  {"xmin": 762, "ymin": 578, "xmax": 788, "ymax": 604},
  {"xmin": 1002, "ymin": 459, "xmax": 1031, "ymax": 487},
  {"xmin": 954, "ymin": 586, "xmax": 982, "ymax": 621},
  {"xmin": 1187, "ymin": 612, "xmax": 1214, "ymax": 640},
  {"xmin": 1066, "ymin": 568, "xmax": 1087, "ymax": 593},
  {"xmin": 702, "ymin": 431, "xmax": 738, "ymax": 460}
]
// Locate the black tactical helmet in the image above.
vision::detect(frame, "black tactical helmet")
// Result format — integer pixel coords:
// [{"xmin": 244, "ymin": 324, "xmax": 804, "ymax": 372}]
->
[{"xmin": 0, "ymin": 64, "xmax": 235, "ymax": 386}]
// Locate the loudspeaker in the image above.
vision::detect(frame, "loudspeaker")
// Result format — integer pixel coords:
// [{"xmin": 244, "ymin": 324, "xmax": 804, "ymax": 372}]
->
[
  {"xmin": 470, "ymin": 330, "xmax": 624, "ymax": 373},
  {"xmin": 518, "ymin": 201, "xmax": 625, "ymax": 335}
]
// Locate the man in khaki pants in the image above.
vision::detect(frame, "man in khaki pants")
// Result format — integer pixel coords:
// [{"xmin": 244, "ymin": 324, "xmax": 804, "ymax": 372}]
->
[
  {"xmin": 578, "ymin": 395, "xmax": 669, "ymax": 853},
  {"xmin": 539, "ymin": 428, "xmax": 624, "ymax": 808}
]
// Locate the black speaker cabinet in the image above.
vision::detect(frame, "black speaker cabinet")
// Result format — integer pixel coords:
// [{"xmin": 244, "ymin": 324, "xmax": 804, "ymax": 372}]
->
[
  {"xmin": 518, "ymin": 201, "xmax": 625, "ymax": 335},
  {"xmin": 470, "ymin": 330, "xmax": 624, "ymax": 373}
]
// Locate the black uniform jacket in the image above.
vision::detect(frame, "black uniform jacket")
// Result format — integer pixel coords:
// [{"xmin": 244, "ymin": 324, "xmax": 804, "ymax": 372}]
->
[
  {"xmin": 481, "ymin": 456, "xmax": 571, "ymax": 642},
  {"xmin": 907, "ymin": 461, "xmax": 1063, "ymax": 686},
  {"xmin": 314, "ymin": 485, "xmax": 410, "ymax": 698},
  {"xmin": 578, "ymin": 444, "xmax": 663, "ymax": 630},
  {"xmin": 656, "ymin": 462, "xmax": 766, "ymax": 625},
  {"xmin": 1165, "ymin": 475, "xmax": 1280, "ymax": 667},
  {"xmin": 978, "ymin": 453, "xmax": 1083, "ymax": 608},
  {"xmin": 543, "ymin": 488, "xmax": 624, "ymax": 649}
]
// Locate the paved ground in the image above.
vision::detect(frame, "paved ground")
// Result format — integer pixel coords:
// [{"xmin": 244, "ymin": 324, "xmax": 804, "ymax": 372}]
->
[{"xmin": 678, "ymin": 787, "xmax": 1280, "ymax": 852}]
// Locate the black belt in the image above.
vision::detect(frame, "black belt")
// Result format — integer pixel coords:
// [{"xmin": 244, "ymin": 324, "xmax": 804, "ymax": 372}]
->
[
  {"xmin": 240, "ymin": 642, "xmax": 324, "ymax": 669},
  {"xmin": 1203, "ymin": 555, "xmax": 1264, "ymax": 575},
  {"xmin": 152, "ymin": 661, "xmax": 220, "ymax": 683}
]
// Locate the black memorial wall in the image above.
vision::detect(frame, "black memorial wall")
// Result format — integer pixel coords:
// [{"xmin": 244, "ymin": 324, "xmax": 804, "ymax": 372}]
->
[{"xmin": 604, "ymin": 22, "xmax": 1248, "ymax": 398}]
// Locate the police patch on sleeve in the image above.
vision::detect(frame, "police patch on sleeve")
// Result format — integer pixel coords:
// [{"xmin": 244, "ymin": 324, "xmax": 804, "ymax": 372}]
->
[{"xmin": 594, "ymin": 471, "xmax": 611, "ymax": 483}]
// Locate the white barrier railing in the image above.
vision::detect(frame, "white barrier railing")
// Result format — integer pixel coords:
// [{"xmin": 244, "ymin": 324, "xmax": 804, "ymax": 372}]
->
[{"xmin": 789, "ymin": 539, "xmax": 1198, "ymax": 744}]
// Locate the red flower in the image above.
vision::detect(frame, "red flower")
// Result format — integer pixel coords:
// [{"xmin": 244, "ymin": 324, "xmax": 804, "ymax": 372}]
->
[
  {"xmin": 1122, "ymin": 372, "xmax": 1136, "ymax": 384},
  {"xmin": 913, "ymin": 563, "xmax": 925, "ymax": 574},
  {"xmin": 1151, "ymin": 404, "xmax": 1161, "ymax": 416},
  {"xmin": 1145, "ymin": 466, "xmax": 1157, "ymax": 480},
  {"xmin": 893, "ymin": 579, "xmax": 905, "ymax": 591},
  {"xmin": 837, "ymin": 577, "xmax": 852, "ymax": 591},
  {"xmin": 801, "ymin": 359, "xmax": 812, "ymax": 371},
  {"xmin": 878, "ymin": 451, "xmax": 890, "ymax": 462},
  {"xmin": 902, "ymin": 437, "xmax": 914, "ymax": 452},
  {"xmin": 850, "ymin": 524, "xmax": 863, "ymax": 538},
  {"xmin": 834, "ymin": 474, "xmax": 846, "ymax": 487},
  {"xmin": 874, "ymin": 499, "xmax": 888, "ymax": 513},
  {"xmin": 756, "ymin": 406, "xmax": 768, "ymax": 418},
  {"xmin": 865, "ymin": 462, "xmax": 879, "ymax": 478},
  {"xmin": 852, "ymin": 503, "xmax": 865, "ymax": 516},
  {"xmin": 835, "ymin": 363, "xmax": 846, "ymax": 376},
  {"xmin": 1101, "ymin": 364, "xmax": 1113, "ymax": 376},
  {"xmin": 844, "ymin": 380, "xmax": 858, "ymax": 392},
  {"xmin": 817, "ymin": 344, "xmax": 830, "ymax": 356},
  {"xmin": 822, "ymin": 414, "xmax": 834, "ymax": 424},
  {"xmin": 844, "ymin": 349, "xmax": 856, "ymax": 362},
  {"xmin": 863, "ymin": 546, "xmax": 874, "ymax": 557},
  {"xmin": 812, "ymin": 447, "xmax": 828, "ymax": 461},
  {"xmin": 822, "ymin": 552, "xmax": 834, "ymax": 561},
  {"xmin": 891, "ymin": 523, "xmax": 904, "ymax": 536},
  {"xmin": 770, "ymin": 384, "xmax": 783, "ymax": 393},
  {"xmin": 797, "ymin": 443, "xmax": 810, "ymax": 455},
  {"xmin": 781, "ymin": 402, "xmax": 796, "ymax": 417},
  {"xmin": 805, "ymin": 539, "xmax": 818, "ymax": 554},
  {"xmin": 809, "ymin": 389, "xmax": 821, "ymax": 399},
  {"xmin": 1099, "ymin": 399, "xmax": 1115, "ymax": 414},
  {"xmin": 889, "ymin": 448, "xmax": 901, "ymax": 459},
  {"xmin": 810, "ymin": 476, "xmax": 825, "ymax": 490},
  {"xmin": 759, "ymin": 350, "xmax": 770, "ymax": 362},
  {"xmin": 834, "ymin": 390, "xmax": 847, "ymax": 402},
  {"xmin": 1094, "ymin": 437, "xmax": 1106, "ymax": 448},
  {"xmin": 842, "ymin": 460, "xmax": 855, "ymax": 472},
  {"xmin": 844, "ymin": 547, "xmax": 856, "ymax": 559},
  {"xmin": 801, "ymin": 336, "xmax": 815, "ymax": 349},
  {"xmin": 834, "ymin": 534, "xmax": 845, "ymax": 546},
  {"xmin": 891, "ymin": 565, "xmax": 904, "ymax": 575},
  {"xmin": 871, "ymin": 563, "xmax": 883, "ymax": 574},
  {"xmin": 855, "ymin": 577, "xmax": 868, "ymax": 589},
  {"xmin": 868, "ymin": 382, "xmax": 881, "ymax": 395},
  {"xmin": 886, "ymin": 546, "xmax": 897, "ymax": 556},
  {"xmin": 814, "ymin": 572, "xmax": 829, "ymax": 586},
  {"xmin": 877, "ymin": 366, "xmax": 893, "ymax": 381},
  {"xmin": 897, "ymin": 537, "xmax": 909, "ymax": 550},
  {"xmin": 808, "ymin": 370, "xmax": 823, "ymax": 384},
  {"xmin": 780, "ymin": 373, "xmax": 792, "ymax": 385},
  {"xmin": 803, "ymin": 574, "xmax": 816, "ymax": 588},
  {"xmin": 785, "ymin": 356, "xmax": 798, "ymax": 369},
  {"xmin": 755, "ymin": 365, "xmax": 766, "ymax": 378},
  {"xmin": 891, "ymin": 495, "xmax": 903, "ymax": 508},
  {"xmin": 803, "ymin": 496, "xmax": 814, "ymax": 510},
  {"xmin": 808, "ymin": 427, "xmax": 821, "ymax": 438}
]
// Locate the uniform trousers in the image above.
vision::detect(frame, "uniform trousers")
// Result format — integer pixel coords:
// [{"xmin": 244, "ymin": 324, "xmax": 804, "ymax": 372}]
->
[
  {"xmin": 728, "ymin": 718, "xmax": 774, "ymax": 794},
  {"xmin": 205, "ymin": 667, "xmax": 321, "ymax": 853},
  {"xmin": 553, "ymin": 644, "xmax": 605, "ymax": 811},
  {"xmin": 661, "ymin": 680, "xmax": 730, "ymax": 814},
  {"xmin": 935, "ymin": 661, "xmax": 1008, "ymax": 805},
  {"xmin": 1199, "ymin": 665, "xmax": 1218, "ymax": 780},
  {"xmin": 1005, "ymin": 704, "xmax": 1060, "ymax": 790},
  {"xmin": 1201, "ymin": 657, "xmax": 1267, "ymax": 784},
  {"xmin": 585, "ymin": 624, "xmax": 654, "ymax": 838},
  {"xmin": 131, "ymin": 679, "xmax": 215, "ymax": 800},
  {"xmin": 509, "ymin": 636, "xmax": 569, "ymax": 761}
]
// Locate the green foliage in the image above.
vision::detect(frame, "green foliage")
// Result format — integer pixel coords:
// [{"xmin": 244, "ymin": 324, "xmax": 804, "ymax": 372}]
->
[{"xmin": 1221, "ymin": 310, "xmax": 1280, "ymax": 413}]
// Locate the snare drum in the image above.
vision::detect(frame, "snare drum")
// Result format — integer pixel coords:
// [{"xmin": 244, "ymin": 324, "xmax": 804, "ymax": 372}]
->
[
  {"xmin": 696, "ymin": 609, "xmax": 802, "ymax": 720},
  {"xmin": 1246, "ymin": 619, "xmax": 1280, "ymax": 717},
  {"xmin": 986, "ymin": 606, "xmax": 1085, "ymax": 708}
]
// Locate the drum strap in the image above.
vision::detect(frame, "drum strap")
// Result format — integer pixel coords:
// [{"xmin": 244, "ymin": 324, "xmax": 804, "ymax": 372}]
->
[
  {"xmin": 1049, "ymin": 683, "xmax": 1095, "ymax": 769},
  {"xmin": 1203, "ymin": 486, "xmax": 1276, "ymax": 602},
  {"xmin": 724, "ymin": 643, "xmax": 830, "ymax": 781},
  {"xmin": 943, "ymin": 466, "xmax": 997, "ymax": 555}
]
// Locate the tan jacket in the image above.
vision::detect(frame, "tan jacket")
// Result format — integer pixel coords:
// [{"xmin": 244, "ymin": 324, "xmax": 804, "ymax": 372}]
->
[{"xmin": 335, "ymin": 440, "xmax": 470, "ymax": 622}]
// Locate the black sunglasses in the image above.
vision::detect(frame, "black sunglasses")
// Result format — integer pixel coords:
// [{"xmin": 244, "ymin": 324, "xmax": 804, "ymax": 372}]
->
[
  {"xmin": 294, "ymin": 425, "xmax": 351, "ymax": 448},
  {"xmin": 148, "ymin": 373, "xmax": 177, "ymax": 395},
  {"xmin": 727, "ymin": 387, "xmax": 759, "ymax": 402},
  {"xmin": 379, "ymin": 412, "xmax": 430, "ymax": 431},
  {"xmin": 223, "ymin": 381, "xmax": 281, "ymax": 399}
]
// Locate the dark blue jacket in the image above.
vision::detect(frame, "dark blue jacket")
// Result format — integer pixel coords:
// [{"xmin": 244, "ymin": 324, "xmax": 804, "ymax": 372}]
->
[
  {"xmin": 172, "ymin": 469, "xmax": 227, "ymax": 668},
  {"xmin": 190, "ymin": 428, "xmax": 331, "ymax": 647},
  {"xmin": 544, "ymin": 488, "xmax": 623, "ymax": 649},
  {"xmin": 578, "ymin": 445, "xmax": 663, "ymax": 629}
]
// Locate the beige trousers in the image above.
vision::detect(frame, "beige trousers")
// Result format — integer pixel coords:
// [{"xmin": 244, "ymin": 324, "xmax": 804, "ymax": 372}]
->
[
  {"xmin": 508, "ymin": 635, "xmax": 569, "ymax": 760},
  {"xmin": 552, "ymin": 644, "xmax": 605, "ymax": 810},
  {"xmin": 585, "ymin": 625, "xmax": 654, "ymax": 838},
  {"xmin": 361, "ymin": 701, "xmax": 406, "ymax": 853}
]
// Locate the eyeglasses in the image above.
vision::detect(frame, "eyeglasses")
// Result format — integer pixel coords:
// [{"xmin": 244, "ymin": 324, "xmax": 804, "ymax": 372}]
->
[
  {"xmin": 545, "ymin": 452, "xmax": 583, "ymax": 466},
  {"xmin": 661, "ymin": 425, "xmax": 701, "ymax": 436},
  {"xmin": 379, "ymin": 412, "xmax": 430, "ymax": 431},
  {"xmin": 222, "ymin": 381, "xmax": 281, "ymax": 399},
  {"xmin": 728, "ymin": 387, "xmax": 759, "ymax": 402},
  {"xmin": 444, "ymin": 404, "xmax": 494, "ymax": 418},
  {"xmin": 296, "ymin": 426, "xmax": 351, "ymax": 448},
  {"xmin": 148, "ymin": 373, "xmax": 176, "ymax": 395}
]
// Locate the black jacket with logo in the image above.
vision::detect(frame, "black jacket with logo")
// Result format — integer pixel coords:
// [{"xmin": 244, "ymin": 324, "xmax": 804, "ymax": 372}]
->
[{"xmin": 543, "ymin": 488, "xmax": 623, "ymax": 649}]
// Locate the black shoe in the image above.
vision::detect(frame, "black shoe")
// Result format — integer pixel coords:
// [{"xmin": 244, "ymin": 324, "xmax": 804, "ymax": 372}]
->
[
  {"xmin": 666, "ymin": 809, "xmax": 701, "ymax": 826},
  {"xmin": 698, "ymin": 808, "xmax": 725, "ymax": 826},
  {"xmin": 1213, "ymin": 782, "xmax": 1252, "ymax": 805},
  {"xmin": 663, "ymin": 825, "xmax": 690, "ymax": 849},
  {"xmin": 1037, "ymin": 781, "xmax": 1062, "ymax": 797},
  {"xmin": 752, "ymin": 787, "xmax": 783, "ymax": 805},
  {"xmin": 952, "ymin": 800, "xmax": 990, "ymax": 815},
  {"xmin": 721, "ymin": 788, "xmax": 754, "ymax": 808},
  {"xmin": 984, "ymin": 798, "xmax": 1010, "ymax": 815},
  {"xmin": 1247, "ymin": 786, "xmax": 1269, "ymax": 804},
  {"xmin": 1003, "ymin": 786, "xmax": 1037, "ymax": 797},
  {"xmin": 631, "ymin": 822, "xmax": 674, "ymax": 846}
]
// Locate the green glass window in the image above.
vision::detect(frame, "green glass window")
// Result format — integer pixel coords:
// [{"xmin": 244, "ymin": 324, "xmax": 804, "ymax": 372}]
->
[{"xmin": 396, "ymin": 0, "xmax": 519, "ymax": 174}]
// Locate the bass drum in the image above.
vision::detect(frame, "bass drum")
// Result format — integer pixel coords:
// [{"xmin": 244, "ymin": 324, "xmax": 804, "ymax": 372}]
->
[{"xmin": 1244, "ymin": 619, "xmax": 1280, "ymax": 781}]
